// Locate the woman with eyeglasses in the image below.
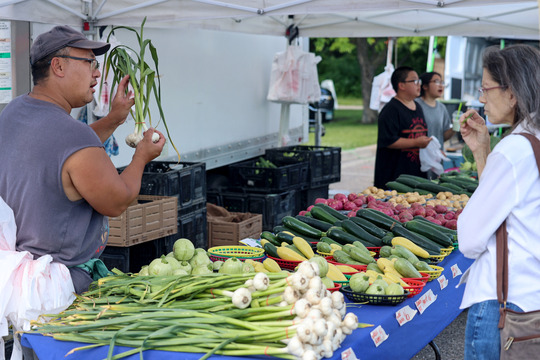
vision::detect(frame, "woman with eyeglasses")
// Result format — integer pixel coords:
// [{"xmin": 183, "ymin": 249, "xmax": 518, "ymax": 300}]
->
[
  {"xmin": 417, "ymin": 72, "xmax": 455, "ymax": 179},
  {"xmin": 457, "ymin": 44, "xmax": 540, "ymax": 359}
]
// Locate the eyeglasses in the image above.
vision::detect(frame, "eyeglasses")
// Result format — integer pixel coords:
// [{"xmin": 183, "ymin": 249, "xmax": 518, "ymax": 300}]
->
[
  {"xmin": 478, "ymin": 85, "xmax": 505, "ymax": 96},
  {"xmin": 403, "ymin": 79, "xmax": 422, "ymax": 85},
  {"xmin": 52, "ymin": 55, "xmax": 99, "ymax": 71}
]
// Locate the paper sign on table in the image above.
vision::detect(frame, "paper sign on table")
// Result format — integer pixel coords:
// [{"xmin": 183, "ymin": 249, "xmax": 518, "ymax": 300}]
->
[
  {"xmin": 396, "ymin": 305, "xmax": 417, "ymax": 326},
  {"xmin": 438, "ymin": 275, "xmax": 448, "ymax": 290},
  {"xmin": 341, "ymin": 347, "xmax": 359, "ymax": 360},
  {"xmin": 370, "ymin": 325, "xmax": 389, "ymax": 347},
  {"xmin": 451, "ymin": 264, "xmax": 462, "ymax": 278},
  {"xmin": 415, "ymin": 289, "xmax": 437, "ymax": 314}
]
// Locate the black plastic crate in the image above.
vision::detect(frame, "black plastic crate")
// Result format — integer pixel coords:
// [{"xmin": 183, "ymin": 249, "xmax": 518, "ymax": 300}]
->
[
  {"xmin": 208, "ymin": 188, "xmax": 297, "ymax": 231},
  {"xmin": 265, "ymin": 146, "xmax": 341, "ymax": 187},
  {"xmin": 118, "ymin": 161, "xmax": 206, "ymax": 213},
  {"xmin": 298, "ymin": 184, "xmax": 329, "ymax": 213},
  {"xmin": 159, "ymin": 205, "xmax": 208, "ymax": 253},
  {"xmin": 4, "ymin": 336, "xmax": 13, "ymax": 359},
  {"xmin": 228, "ymin": 157, "xmax": 309, "ymax": 192},
  {"xmin": 100, "ymin": 240, "xmax": 160, "ymax": 273}
]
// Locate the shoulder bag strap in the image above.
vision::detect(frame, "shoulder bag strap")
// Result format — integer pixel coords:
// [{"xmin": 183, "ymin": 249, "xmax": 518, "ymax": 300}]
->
[{"xmin": 497, "ymin": 132, "xmax": 540, "ymax": 328}]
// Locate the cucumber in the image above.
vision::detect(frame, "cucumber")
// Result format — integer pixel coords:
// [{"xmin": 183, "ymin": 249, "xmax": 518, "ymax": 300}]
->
[
  {"xmin": 282, "ymin": 216, "xmax": 325, "ymax": 238},
  {"xmin": 310, "ymin": 206, "xmax": 340, "ymax": 224},
  {"xmin": 385, "ymin": 181, "xmax": 415, "ymax": 193},
  {"xmin": 437, "ymin": 181, "xmax": 466, "ymax": 193},
  {"xmin": 263, "ymin": 242, "xmax": 279, "ymax": 258},
  {"xmin": 340, "ymin": 219, "xmax": 383, "ymax": 246},
  {"xmin": 327, "ymin": 226, "xmax": 371, "ymax": 246},
  {"xmin": 260, "ymin": 231, "xmax": 280, "ymax": 246},
  {"xmin": 395, "ymin": 175, "xmax": 423, "ymax": 188},
  {"xmin": 313, "ymin": 203, "xmax": 348, "ymax": 220},
  {"xmin": 396, "ymin": 174, "xmax": 432, "ymax": 184},
  {"xmin": 415, "ymin": 182, "xmax": 457, "ymax": 195},
  {"xmin": 349, "ymin": 216, "xmax": 388, "ymax": 238},
  {"xmin": 295, "ymin": 215, "xmax": 333, "ymax": 232},
  {"xmin": 390, "ymin": 225, "xmax": 442, "ymax": 255},
  {"xmin": 404, "ymin": 219, "xmax": 454, "ymax": 247},
  {"xmin": 274, "ymin": 226, "xmax": 321, "ymax": 243},
  {"xmin": 357, "ymin": 208, "xmax": 400, "ymax": 231}
]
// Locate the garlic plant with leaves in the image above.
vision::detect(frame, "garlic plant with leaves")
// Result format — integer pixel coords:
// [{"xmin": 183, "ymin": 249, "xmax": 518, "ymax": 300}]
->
[
  {"xmin": 101, "ymin": 17, "xmax": 180, "ymax": 159},
  {"xmin": 27, "ymin": 262, "xmax": 370, "ymax": 360}
]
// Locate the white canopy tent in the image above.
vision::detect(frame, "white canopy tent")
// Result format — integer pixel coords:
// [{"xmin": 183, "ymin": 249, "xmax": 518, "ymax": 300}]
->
[{"xmin": 0, "ymin": 0, "xmax": 538, "ymax": 39}]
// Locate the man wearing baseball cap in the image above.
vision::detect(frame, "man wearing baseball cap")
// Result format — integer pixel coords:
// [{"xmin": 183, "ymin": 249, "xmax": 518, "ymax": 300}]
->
[{"xmin": 0, "ymin": 25, "xmax": 165, "ymax": 294}]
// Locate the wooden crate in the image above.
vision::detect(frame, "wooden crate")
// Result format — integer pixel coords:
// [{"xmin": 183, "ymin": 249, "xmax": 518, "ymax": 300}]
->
[
  {"xmin": 208, "ymin": 213, "xmax": 262, "ymax": 247},
  {"xmin": 108, "ymin": 195, "xmax": 178, "ymax": 246}
]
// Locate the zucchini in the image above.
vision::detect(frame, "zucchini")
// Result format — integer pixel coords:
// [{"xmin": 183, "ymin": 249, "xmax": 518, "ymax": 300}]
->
[
  {"xmin": 263, "ymin": 242, "xmax": 279, "ymax": 258},
  {"xmin": 316, "ymin": 241, "xmax": 333, "ymax": 254},
  {"xmin": 380, "ymin": 232, "xmax": 394, "ymax": 246},
  {"xmin": 395, "ymin": 175, "xmax": 423, "ymax": 188},
  {"xmin": 413, "ymin": 216, "xmax": 458, "ymax": 237},
  {"xmin": 357, "ymin": 208, "xmax": 400, "ymax": 231},
  {"xmin": 396, "ymin": 174, "xmax": 432, "ymax": 184},
  {"xmin": 332, "ymin": 250, "xmax": 357, "ymax": 265},
  {"xmin": 349, "ymin": 216, "xmax": 388, "ymax": 238},
  {"xmin": 276, "ymin": 231, "xmax": 295, "ymax": 245},
  {"xmin": 282, "ymin": 215, "xmax": 325, "ymax": 238},
  {"xmin": 327, "ymin": 226, "xmax": 371, "ymax": 246},
  {"xmin": 385, "ymin": 181, "xmax": 415, "ymax": 193},
  {"xmin": 274, "ymin": 226, "xmax": 321, "ymax": 243},
  {"xmin": 379, "ymin": 245, "xmax": 393, "ymax": 258},
  {"xmin": 343, "ymin": 244, "xmax": 375, "ymax": 264},
  {"xmin": 313, "ymin": 203, "xmax": 348, "ymax": 220},
  {"xmin": 437, "ymin": 181, "xmax": 466, "ymax": 193},
  {"xmin": 295, "ymin": 215, "xmax": 333, "ymax": 232},
  {"xmin": 404, "ymin": 219, "xmax": 454, "ymax": 247},
  {"xmin": 439, "ymin": 177, "xmax": 477, "ymax": 192},
  {"xmin": 321, "ymin": 236, "xmax": 342, "ymax": 247},
  {"xmin": 286, "ymin": 244, "xmax": 306, "ymax": 257},
  {"xmin": 260, "ymin": 231, "xmax": 280, "ymax": 246},
  {"xmin": 390, "ymin": 225, "xmax": 442, "ymax": 255},
  {"xmin": 340, "ymin": 219, "xmax": 383, "ymax": 246},
  {"xmin": 310, "ymin": 206, "xmax": 340, "ymax": 224},
  {"xmin": 394, "ymin": 258, "xmax": 422, "ymax": 278}
]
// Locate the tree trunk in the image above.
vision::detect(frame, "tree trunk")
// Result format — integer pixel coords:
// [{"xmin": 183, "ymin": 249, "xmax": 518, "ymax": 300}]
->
[{"xmin": 354, "ymin": 38, "xmax": 388, "ymax": 124}]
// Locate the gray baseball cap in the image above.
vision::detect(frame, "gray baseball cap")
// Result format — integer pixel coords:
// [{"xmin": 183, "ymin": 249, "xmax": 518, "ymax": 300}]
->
[{"xmin": 30, "ymin": 25, "xmax": 110, "ymax": 65}]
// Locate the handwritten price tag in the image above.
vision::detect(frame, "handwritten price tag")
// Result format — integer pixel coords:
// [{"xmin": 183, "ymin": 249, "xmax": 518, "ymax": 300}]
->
[
  {"xmin": 370, "ymin": 325, "xmax": 389, "ymax": 347},
  {"xmin": 396, "ymin": 305, "xmax": 418, "ymax": 326},
  {"xmin": 341, "ymin": 347, "xmax": 359, "ymax": 360},
  {"xmin": 415, "ymin": 289, "xmax": 437, "ymax": 314},
  {"xmin": 438, "ymin": 275, "xmax": 448, "ymax": 290},
  {"xmin": 451, "ymin": 264, "xmax": 462, "ymax": 278}
]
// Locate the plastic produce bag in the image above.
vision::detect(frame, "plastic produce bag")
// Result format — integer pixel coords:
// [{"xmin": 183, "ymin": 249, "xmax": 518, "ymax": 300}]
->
[
  {"xmin": 267, "ymin": 45, "xmax": 322, "ymax": 104},
  {"xmin": 420, "ymin": 137, "xmax": 450, "ymax": 175},
  {"xmin": 0, "ymin": 197, "xmax": 75, "ymax": 360}
]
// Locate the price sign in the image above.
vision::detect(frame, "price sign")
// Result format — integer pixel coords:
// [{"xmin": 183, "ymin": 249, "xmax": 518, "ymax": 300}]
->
[
  {"xmin": 438, "ymin": 275, "xmax": 448, "ymax": 290},
  {"xmin": 451, "ymin": 264, "xmax": 462, "ymax": 278},
  {"xmin": 370, "ymin": 325, "xmax": 389, "ymax": 347},
  {"xmin": 415, "ymin": 289, "xmax": 437, "ymax": 314},
  {"xmin": 396, "ymin": 305, "xmax": 418, "ymax": 326},
  {"xmin": 341, "ymin": 347, "xmax": 359, "ymax": 360}
]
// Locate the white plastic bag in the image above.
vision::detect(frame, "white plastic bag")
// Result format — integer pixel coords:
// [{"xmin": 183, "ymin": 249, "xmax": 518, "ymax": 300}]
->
[
  {"xmin": 0, "ymin": 197, "xmax": 75, "ymax": 360},
  {"xmin": 267, "ymin": 45, "xmax": 322, "ymax": 104},
  {"xmin": 369, "ymin": 64, "xmax": 396, "ymax": 111},
  {"xmin": 420, "ymin": 137, "xmax": 450, "ymax": 176}
]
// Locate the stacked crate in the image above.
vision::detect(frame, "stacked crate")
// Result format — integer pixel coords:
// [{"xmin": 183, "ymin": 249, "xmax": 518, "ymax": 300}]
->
[{"xmin": 101, "ymin": 162, "xmax": 206, "ymax": 273}]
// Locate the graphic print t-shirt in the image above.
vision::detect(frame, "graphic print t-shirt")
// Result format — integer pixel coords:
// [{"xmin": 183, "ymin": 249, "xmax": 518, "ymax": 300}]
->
[{"xmin": 374, "ymin": 98, "xmax": 428, "ymax": 188}]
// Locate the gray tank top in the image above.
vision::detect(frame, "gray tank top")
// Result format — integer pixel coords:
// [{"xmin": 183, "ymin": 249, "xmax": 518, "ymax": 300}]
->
[{"xmin": 0, "ymin": 94, "xmax": 108, "ymax": 269}]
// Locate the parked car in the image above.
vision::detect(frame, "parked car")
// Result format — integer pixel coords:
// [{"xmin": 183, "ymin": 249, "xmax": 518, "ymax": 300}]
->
[{"xmin": 309, "ymin": 87, "xmax": 335, "ymax": 123}]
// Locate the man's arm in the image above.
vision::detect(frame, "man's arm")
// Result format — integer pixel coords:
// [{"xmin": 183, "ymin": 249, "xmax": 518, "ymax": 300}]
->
[
  {"xmin": 387, "ymin": 136, "xmax": 432, "ymax": 150},
  {"xmin": 62, "ymin": 128, "xmax": 165, "ymax": 217},
  {"xmin": 90, "ymin": 75, "xmax": 134, "ymax": 142}
]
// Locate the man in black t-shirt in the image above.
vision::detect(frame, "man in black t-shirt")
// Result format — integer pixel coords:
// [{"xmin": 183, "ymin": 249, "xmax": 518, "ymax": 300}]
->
[{"xmin": 374, "ymin": 66, "xmax": 432, "ymax": 189}]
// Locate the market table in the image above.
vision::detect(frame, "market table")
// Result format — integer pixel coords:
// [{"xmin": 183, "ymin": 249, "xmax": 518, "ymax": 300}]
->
[{"xmin": 21, "ymin": 251, "xmax": 473, "ymax": 360}]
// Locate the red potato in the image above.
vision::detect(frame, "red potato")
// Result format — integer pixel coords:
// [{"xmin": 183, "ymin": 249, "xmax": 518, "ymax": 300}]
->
[
  {"xmin": 343, "ymin": 201, "xmax": 357, "ymax": 211},
  {"xmin": 307, "ymin": 205, "xmax": 314, "ymax": 212},
  {"xmin": 334, "ymin": 193, "xmax": 347, "ymax": 202},
  {"xmin": 327, "ymin": 199, "xmax": 343, "ymax": 211},
  {"xmin": 399, "ymin": 211, "xmax": 414, "ymax": 222},
  {"xmin": 347, "ymin": 210, "xmax": 357, "ymax": 217},
  {"xmin": 298, "ymin": 210, "xmax": 308, "ymax": 216},
  {"xmin": 353, "ymin": 198, "xmax": 365, "ymax": 207},
  {"xmin": 413, "ymin": 207, "xmax": 426, "ymax": 217},
  {"xmin": 347, "ymin": 193, "xmax": 358, "ymax": 201},
  {"xmin": 445, "ymin": 219, "xmax": 458, "ymax": 230},
  {"xmin": 425, "ymin": 209, "xmax": 437, "ymax": 217},
  {"xmin": 314, "ymin": 198, "xmax": 328, "ymax": 205},
  {"xmin": 366, "ymin": 195, "xmax": 376, "ymax": 203},
  {"xmin": 434, "ymin": 205, "xmax": 448, "ymax": 214},
  {"xmin": 444, "ymin": 211, "xmax": 456, "ymax": 220}
]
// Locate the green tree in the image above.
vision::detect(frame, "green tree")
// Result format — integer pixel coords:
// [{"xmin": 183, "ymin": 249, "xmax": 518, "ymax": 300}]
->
[{"xmin": 311, "ymin": 37, "xmax": 447, "ymax": 124}]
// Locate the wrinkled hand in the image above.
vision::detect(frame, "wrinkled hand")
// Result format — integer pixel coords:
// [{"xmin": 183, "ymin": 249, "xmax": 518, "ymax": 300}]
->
[
  {"xmin": 134, "ymin": 128, "xmax": 166, "ymax": 163},
  {"xmin": 460, "ymin": 110, "xmax": 490, "ymax": 155},
  {"xmin": 416, "ymin": 136, "xmax": 432, "ymax": 149},
  {"xmin": 108, "ymin": 75, "xmax": 135, "ymax": 126}
]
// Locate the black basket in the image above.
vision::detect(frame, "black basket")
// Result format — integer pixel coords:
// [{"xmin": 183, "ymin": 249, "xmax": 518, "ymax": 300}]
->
[{"xmin": 340, "ymin": 285, "xmax": 409, "ymax": 306}]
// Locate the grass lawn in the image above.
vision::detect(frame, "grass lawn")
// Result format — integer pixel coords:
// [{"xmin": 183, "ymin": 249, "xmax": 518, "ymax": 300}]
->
[{"xmin": 307, "ymin": 109, "xmax": 378, "ymax": 150}]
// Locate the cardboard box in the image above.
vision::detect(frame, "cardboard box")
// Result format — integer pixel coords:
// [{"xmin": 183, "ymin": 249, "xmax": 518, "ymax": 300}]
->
[
  {"xmin": 108, "ymin": 195, "xmax": 178, "ymax": 246},
  {"xmin": 208, "ymin": 212, "xmax": 262, "ymax": 247}
]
